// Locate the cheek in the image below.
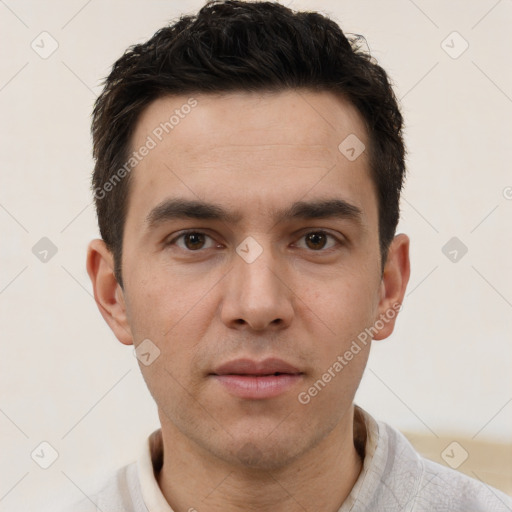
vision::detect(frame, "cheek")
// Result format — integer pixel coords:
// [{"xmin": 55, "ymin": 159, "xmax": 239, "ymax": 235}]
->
[
  {"xmin": 124, "ymin": 269, "xmax": 218, "ymax": 395},
  {"xmin": 296, "ymin": 265, "xmax": 379, "ymax": 373},
  {"xmin": 124, "ymin": 262, "xmax": 213, "ymax": 338},
  {"xmin": 305, "ymin": 264, "xmax": 379, "ymax": 326},
  {"xmin": 296, "ymin": 279, "xmax": 374, "ymax": 411}
]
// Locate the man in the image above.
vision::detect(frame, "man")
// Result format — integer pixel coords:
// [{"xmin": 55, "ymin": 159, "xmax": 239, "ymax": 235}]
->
[{"xmin": 77, "ymin": 1, "xmax": 511, "ymax": 510}]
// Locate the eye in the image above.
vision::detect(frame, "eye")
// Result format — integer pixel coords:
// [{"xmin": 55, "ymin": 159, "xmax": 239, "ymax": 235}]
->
[
  {"xmin": 170, "ymin": 231, "xmax": 217, "ymax": 251},
  {"xmin": 295, "ymin": 231, "xmax": 340, "ymax": 251}
]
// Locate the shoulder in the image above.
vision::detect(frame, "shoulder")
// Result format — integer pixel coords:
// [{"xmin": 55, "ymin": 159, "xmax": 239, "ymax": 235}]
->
[
  {"xmin": 59, "ymin": 462, "xmax": 144, "ymax": 512},
  {"xmin": 416, "ymin": 456, "xmax": 512, "ymax": 511},
  {"xmin": 380, "ymin": 420, "xmax": 512, "ymax": 511}
]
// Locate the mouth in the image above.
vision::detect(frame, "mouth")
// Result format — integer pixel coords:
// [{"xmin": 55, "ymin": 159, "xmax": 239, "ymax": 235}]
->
[{"xmin": 210, "ymin": 358, "xmax": 304, "ymax": 399}]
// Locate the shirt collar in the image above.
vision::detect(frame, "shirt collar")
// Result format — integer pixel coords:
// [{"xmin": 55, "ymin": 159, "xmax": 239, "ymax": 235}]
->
[{"xmin": 137, "ymin": 429, "xmax": 174, "ymax": 511}]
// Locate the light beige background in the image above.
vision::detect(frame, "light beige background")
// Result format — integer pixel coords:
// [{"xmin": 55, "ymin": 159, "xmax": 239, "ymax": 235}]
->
[{"xmin": 1, "ymin": 0, "xmax": 511, "ymax": 510}]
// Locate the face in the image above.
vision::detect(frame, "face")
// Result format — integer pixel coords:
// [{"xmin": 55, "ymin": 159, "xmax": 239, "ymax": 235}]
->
[{"xmin": 89, "ymin": 90, "xmax": 409, "ymax": 470}]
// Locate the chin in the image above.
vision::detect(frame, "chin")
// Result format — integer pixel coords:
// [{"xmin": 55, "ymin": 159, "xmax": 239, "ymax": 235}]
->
[{"xmin": 218, "ymin": 432, "xmax": 309, "ymax": 472}]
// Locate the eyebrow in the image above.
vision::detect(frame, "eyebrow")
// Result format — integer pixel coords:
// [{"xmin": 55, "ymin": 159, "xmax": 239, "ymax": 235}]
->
[{"xmin": 145, "ymin": 197, "xmax": 363, "ymax": 230}]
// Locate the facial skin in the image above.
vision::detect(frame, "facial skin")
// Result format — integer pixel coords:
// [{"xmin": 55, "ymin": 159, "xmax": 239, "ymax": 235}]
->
[{"xmin": 87, "ymin": 90, "xmax": 410, "ymax": 512}]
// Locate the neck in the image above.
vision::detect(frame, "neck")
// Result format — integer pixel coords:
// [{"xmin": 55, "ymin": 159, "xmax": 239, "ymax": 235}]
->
[{"xmin": 155, "ymin": 406, "xmax": 365, "ymax": 512}]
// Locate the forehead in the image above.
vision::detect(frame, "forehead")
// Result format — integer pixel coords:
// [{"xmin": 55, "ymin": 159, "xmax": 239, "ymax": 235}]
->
[
  {"xmin": 134, "ymin": 90, "xmax": 367, "ymax": 155},
  {"xmin": 126, "ymin": 90, "xmax": 376, "ymax": 229}
]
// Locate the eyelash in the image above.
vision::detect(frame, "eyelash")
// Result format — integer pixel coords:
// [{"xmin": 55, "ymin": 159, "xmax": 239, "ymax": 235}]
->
[{"xmin": 166, "ymin": 230, "xmax": 343, "ymax": 252}]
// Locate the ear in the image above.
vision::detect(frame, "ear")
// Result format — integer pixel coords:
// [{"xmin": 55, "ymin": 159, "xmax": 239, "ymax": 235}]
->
[
  {"xmin": 86, "ymin": 239, "xmax": 133, "ymax": 345},
  {"xmin": 373, "ymin": 233, "xmax": 410, "ymax": 341}
]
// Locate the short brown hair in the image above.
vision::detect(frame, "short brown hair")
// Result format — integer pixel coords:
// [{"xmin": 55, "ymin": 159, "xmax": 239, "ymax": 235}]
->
[{"xmin": 92, "ymin": 0, "xmax": 406, "ymax": 287}]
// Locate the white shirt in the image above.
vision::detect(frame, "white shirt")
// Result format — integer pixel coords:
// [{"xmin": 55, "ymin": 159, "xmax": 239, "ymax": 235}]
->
[{"xmin": 64, "ymin": 407, "xmax": 512, "ymax": 511}]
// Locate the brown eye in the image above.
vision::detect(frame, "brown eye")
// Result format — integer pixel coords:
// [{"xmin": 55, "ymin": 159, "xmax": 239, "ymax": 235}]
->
[
  {"xmin": 183, "ymin": 232, "xmax": 206, "ymax": 250},
  {"xmin": 305, "ymin": 232, "xmax": 328, "ymax": 250},
  {"xmin": 165, "ymin": 229, "xmax": 219, "ymax": 253},
  {"xmin": 169, "ymin": 231, "xmax": 216, "ymax": 251},
  {"xmin": 295, "ymin": 231, "xmax": 339, "ymax": 251}
]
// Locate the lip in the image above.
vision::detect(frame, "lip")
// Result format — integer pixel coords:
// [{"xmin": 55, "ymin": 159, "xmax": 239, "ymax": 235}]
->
[
  {"xmin": 210, "ymin": 358, "xmax": 303, "ymax": 399},
  {"xmin": 213, "ymin": 357, "xmax": 301, "ymax": 376}
]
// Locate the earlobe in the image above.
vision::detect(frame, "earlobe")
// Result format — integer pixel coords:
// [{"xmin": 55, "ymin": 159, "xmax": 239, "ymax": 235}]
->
[
  {"xmin": 86, "ymin": 239, "xmax": 133, "ymax": 345},
  {"xmin": 373, "ymin": 234, "xmax": 410, "ymax": 341}
]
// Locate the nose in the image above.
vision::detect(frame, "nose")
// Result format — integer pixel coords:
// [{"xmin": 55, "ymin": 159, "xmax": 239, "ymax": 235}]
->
[{"xmin": 220, "ymin": 242, "xmax": 294, "ymax": 332}]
